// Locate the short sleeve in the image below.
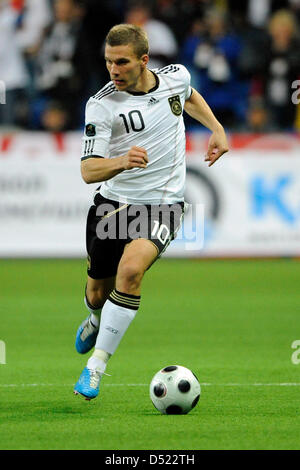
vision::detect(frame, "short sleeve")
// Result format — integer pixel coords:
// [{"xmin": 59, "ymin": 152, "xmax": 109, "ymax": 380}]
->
[
  {"xmin": 178, "ymin": 64, "xmax": 193, "ymax": 100},
  {"xmin": 81, "ymin": 98, "xmax": 113, "ymax": 160}
]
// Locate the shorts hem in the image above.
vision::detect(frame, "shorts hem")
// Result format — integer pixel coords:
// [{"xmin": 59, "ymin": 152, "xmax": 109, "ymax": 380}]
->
[{"xmin": 87, "ymin": 271, "xmax": 116, "ymax": 280}]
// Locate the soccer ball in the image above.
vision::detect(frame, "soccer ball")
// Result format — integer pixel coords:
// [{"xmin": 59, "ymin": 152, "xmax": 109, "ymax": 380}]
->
[{"xmin": 149, "ymin": 365, "xmax": 201, "ymax": 415}]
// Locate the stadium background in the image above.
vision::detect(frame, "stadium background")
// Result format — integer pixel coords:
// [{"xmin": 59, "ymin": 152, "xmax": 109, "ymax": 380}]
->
[
  {"xmin": 1, "ymin": 0, "xmax": 300, "ymax": 257},
  {"xmin": 1, "ymin": 0, "xmax": 300, "ymax": 451}
]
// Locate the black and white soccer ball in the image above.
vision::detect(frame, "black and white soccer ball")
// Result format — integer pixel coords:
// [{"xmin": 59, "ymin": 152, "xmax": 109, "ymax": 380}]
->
[{"xmin": 149, "ymin": 365, "xmax": 201, "ymax": 415}]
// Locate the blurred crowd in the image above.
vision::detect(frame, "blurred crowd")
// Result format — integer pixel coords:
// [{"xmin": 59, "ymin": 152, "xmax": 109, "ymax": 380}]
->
[{"xmin": 0, "ymin": 0, "xmax": 300, "ymax": 133}]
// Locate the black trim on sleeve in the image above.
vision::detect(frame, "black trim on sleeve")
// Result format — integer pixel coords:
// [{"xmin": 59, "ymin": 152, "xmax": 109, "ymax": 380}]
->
[{"xmin": 81, "ymin": 155, "xmax": 105, "ymax": 161}]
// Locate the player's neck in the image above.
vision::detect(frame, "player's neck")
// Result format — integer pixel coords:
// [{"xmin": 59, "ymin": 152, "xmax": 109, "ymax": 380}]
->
[{"xmin": 128, "ymin": 69, "xmax": 157, "ymax": 95}]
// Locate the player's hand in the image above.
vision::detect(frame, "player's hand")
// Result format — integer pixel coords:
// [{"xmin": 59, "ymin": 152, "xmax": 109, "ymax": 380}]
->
[
  {"xmin": 205, "ymin": 127, "xmax": 229, "ymax": 167},
  {"xmin": 122, "ymin": 146, "xmax": 148, "ymax": 170}
]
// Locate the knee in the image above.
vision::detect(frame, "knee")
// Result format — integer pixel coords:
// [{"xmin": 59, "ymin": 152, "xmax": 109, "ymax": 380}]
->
[
  {"xmin": 117, "ymin": 262, "xmax": 144, "ymax": 290},
  {"xmin": 85, "ymin": 287, "xmax": 105, "ymax": 309}
]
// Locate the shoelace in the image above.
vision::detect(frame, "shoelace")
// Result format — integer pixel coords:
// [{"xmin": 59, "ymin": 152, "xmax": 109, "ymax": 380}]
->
[
  {"xmin": 89, "ymin": 369, "xmax": 102, "ymax": 389},
  {"xmin": 89, "ymin": 369, "xmax": 111, "ymax": 389}
]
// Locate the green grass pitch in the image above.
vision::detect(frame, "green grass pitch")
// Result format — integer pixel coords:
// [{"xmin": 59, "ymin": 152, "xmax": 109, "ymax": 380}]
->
[{"xmin": 1, "ymin": 258, "xmax": 300, "ymax": 450}]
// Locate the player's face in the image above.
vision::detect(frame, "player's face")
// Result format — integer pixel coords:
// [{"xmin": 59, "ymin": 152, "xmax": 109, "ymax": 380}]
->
[{"xmin": 105, "ymin": 44, "xmax": 148, "ymax": 92}]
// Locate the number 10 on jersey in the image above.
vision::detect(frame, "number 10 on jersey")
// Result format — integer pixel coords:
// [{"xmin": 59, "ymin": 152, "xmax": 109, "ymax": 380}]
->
[{"xmin": 119, "ymin": 111, "xmax": 145, "ymax": 133}]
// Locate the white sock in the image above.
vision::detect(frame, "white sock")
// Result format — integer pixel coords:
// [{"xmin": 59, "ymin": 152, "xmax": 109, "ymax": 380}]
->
[
  {"xmin": 84, "ymin": 296, "xmax": 102, "ymax": 328},
  {"xmin": 87, "ymin": 348, "xmax": 111, "ymax": 373},
  {"xmin": 94, "ymin": 290, "xmax": 140, "ymax": 355}
]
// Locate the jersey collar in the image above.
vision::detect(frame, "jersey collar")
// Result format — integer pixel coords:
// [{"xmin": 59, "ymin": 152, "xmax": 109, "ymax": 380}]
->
[{"xmin": 126, "ymin": 71, "xmax": 159, "ymax": 96}]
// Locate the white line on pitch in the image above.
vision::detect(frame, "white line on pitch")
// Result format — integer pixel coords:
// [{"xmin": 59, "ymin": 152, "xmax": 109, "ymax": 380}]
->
[{"xmin": 1, "ymin": 383, "xmax": 300, "ymax": 388}]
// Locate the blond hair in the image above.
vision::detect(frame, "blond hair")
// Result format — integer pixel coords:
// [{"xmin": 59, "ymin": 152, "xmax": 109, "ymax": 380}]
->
[
  {"xmin": 269, "ymin": 9, "xmax": 298, "ymax": 37},
  {"xmin": 105, "ymin": 24, "xmax": 149, "ymax": 58}
]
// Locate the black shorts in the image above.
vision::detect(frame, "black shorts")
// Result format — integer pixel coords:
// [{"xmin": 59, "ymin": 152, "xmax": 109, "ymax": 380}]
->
[{"xmin": 86, "ymin": 193, "xmax": 184, "ymax": 279}]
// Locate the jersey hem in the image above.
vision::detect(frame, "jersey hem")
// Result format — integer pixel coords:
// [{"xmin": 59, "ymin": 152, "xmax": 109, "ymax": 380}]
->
[{"xmin": 99, "ymin": 187, "xmax": 184, "ymax": 205}]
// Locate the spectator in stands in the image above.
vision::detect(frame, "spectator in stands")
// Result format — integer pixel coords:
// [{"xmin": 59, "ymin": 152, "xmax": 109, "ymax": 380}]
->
[
  {"xmin": 125, "ymin": 1, "xmax": 178, "ymax": 69},
  {"xmin": 0, "ymin": 0, "xmax": 29, "ymax": 128},
  {"xmin": 228, "ymin": 0, "xmax": 286, "ymax": 30},
  {"xmin": 240, "ymin": 8, "xmax": 300, "ymax": 130},
  {"xmin": 14, "ymin": 0, "xmax": 52, "ymax": 54},
  {"xmin": 14, "ymin": 0, "xmax": 52, "ymax": 126},
  {"xmin": 263, "ymin": 9, "xmax": 300, "ymax": 130},
  {"xmin": 32, "ymin": 0, "xmax": 90, "ymax": 129},
  {"xmin": 154, "ymin": 0, "xmax": 211, "ymax": 48},
  {"xmin": 181, "ymin": 9, "xmax": 249, "ymax": 128},
  {"xmin": 227, "ymin": 0, "xmax": 300, "ymax": 30},
  {"xmin": 40, "ymin": 100, "xmax": 70, "ymax": 132},
  {"xmin": 243, "ymin": 96, "xmax": 270, "ymax": 132}
]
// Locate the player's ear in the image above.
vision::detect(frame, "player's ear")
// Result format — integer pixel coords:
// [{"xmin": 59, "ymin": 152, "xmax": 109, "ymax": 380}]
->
[{"xmin": 141, "ymin": 54, "xmax": 149, "ymax": 68}]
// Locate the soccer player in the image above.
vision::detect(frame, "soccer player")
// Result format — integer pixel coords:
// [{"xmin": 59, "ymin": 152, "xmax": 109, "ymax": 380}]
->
[{"xmin": 74, "ymin": 24, "xmax": 228, "ymax": 400}]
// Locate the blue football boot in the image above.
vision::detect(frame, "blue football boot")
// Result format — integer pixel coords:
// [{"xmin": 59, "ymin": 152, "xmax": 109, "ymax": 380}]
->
[
  {"xmin": 74, "ymin": 367, "xmax": 102, "ymax": 400},
  {"xmin": 75, "ymin": 315, "xmax": 98, "ymax": 354}
]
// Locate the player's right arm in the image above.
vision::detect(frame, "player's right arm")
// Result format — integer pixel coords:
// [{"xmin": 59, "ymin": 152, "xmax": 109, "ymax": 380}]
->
[
  {"xmin": 81, "ymin": 97, "xmax": 148, "ymax": 184},
  {"xmin": 81, "ymin": 146, "xmax": 148, "ymax": 184}
]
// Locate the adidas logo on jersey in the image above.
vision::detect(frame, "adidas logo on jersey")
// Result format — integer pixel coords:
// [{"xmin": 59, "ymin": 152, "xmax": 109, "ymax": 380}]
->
[{"xmin": 148, "ymin": 97, "xmax": 159, "ymax": 106}]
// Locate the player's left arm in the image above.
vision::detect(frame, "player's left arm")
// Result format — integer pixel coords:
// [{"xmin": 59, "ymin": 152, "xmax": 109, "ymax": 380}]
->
[{"xmin": 184, "ymin": 88, "xmax": 229, "ymax": 167}]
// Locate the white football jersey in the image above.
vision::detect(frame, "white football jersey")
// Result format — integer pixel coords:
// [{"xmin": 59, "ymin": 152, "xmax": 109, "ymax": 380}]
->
[{"xmin": 81, "ymin": 64, "xmax": 192, "ymax": 204}]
